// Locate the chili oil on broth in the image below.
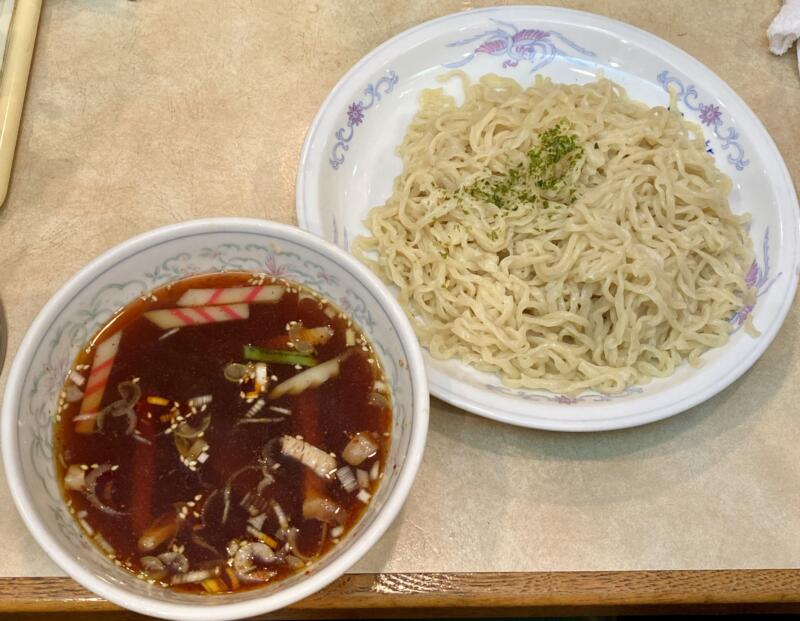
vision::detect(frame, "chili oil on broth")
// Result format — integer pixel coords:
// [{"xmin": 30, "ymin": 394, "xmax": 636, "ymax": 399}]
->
[{"xmin": 53, "ymin": 272, "xmax": 392, "ymax": 594}]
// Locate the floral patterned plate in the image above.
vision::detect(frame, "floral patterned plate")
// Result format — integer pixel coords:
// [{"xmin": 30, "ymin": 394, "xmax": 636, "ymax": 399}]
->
[
  {"xmin": 296, "ymin": 6, "xmax": 800, "ymax": 431},
  {"xmin": 1, "ymin": 219, "xmax": 428, "ymax": 620}
]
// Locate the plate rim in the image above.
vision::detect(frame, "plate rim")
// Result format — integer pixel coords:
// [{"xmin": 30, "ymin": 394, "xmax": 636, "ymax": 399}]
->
[{"xmin": 296, "ymin": 5, "xmax": 800, "ymax": 431}]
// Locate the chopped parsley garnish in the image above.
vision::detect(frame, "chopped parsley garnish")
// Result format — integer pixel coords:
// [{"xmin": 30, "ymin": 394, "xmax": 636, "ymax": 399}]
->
[
  {"xmin": 526, "ymin": 121, "xmax": 583, "ymax": 191},
  {"xmin": 453, "ymin": 120, "xmax": 584, "ymax": 212}
]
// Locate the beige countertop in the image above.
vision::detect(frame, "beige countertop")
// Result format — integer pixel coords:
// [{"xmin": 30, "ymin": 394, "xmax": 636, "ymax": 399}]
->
[{"xmin": 0, "ymin": 0, "xmax": 799, "ymax": 579}]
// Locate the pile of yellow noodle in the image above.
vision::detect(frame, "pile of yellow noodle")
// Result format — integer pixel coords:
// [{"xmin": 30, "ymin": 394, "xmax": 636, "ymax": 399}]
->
[{"xmin": 353, "ymin": 72, "xmax": 754, "ymax": 394}]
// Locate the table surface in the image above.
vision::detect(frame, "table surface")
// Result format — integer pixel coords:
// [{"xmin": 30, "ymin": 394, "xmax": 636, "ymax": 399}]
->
[{"xmin": 1, "ymin": 0, "xmax": 799, "ymax": 617}]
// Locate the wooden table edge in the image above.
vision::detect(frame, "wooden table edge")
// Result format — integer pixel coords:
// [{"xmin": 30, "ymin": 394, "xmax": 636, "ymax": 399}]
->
[{"xmin": 0, "ymin": 569, "xmax": 799, "ymax": 617}]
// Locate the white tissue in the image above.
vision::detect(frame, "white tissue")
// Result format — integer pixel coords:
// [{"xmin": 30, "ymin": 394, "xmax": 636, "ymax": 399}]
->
[{"xmin": 768, "ymin": 0, "xmax": 800, "ymax": 55}]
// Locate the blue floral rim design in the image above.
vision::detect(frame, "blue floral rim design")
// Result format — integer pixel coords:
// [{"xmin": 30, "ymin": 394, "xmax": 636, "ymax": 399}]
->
[
  {"xmin": 329, "ymin": 71, "xmax": 400, "ymax": 170},
  {"xmin": 444, "ymin": 19, "xmax": 596, "ymax": 72},
  {"xmin": 658, "ymin": 70, "xmax": 749, "ymax": 171},
  {"xmin": 731, "ymin": 228, "xmax": 782, "ymax": 330}
]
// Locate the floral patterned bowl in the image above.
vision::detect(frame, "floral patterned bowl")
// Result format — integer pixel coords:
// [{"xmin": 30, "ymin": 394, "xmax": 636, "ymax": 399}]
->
[
  {"xmin": 297, "ymin": 5, "xmax": 800, "ymax": 431},
  {"xmin": 0, "ymin": 218, "xmax": 429, "ymax": 621}
]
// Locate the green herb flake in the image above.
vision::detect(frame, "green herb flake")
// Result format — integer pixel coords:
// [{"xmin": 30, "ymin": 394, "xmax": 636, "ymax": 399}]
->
[{"xmin": 452, "ymin": 120, "xmax": 584, "ymax": 214}]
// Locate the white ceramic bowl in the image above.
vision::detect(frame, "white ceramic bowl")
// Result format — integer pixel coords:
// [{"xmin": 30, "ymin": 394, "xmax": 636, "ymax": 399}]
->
[
  {"xmin": 297, "ymin": 5, "xmax": 800, "ymax": 431},
  {"xmin": 1, "ymin": 218, "xmax": 429, "ymax": 621}
]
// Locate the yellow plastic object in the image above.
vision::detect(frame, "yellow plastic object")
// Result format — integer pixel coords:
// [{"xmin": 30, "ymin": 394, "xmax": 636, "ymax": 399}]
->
[{"xmin": 0, "ymin": 0, "xmax": 41, "ymax": 207}]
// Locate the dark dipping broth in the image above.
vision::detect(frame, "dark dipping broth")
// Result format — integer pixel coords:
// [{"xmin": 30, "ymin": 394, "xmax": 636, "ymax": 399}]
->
[{"xmin": 54, "ymin": 272, "xmax": 392, "ymax": 594}]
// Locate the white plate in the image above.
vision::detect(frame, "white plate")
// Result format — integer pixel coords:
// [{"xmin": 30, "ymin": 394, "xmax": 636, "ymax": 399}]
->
[{"xmin": 297, "ymin": 6, "xmax": 800, "ymax": 431}]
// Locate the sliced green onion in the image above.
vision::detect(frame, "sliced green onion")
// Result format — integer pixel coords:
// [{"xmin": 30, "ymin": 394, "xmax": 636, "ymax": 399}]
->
[
  {"xmin": 243, "ymin": 345, "xmax": 317, "ymax": 367},
  {"xmin": 223, "ymin": 362, "xmax": 250, "ymax": 383}
]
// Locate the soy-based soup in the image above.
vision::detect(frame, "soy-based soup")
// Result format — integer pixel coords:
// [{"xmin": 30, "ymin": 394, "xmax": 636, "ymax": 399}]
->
[{"xmin": 54, "ymin": 272, "xmax": 391, "ymax": 593}]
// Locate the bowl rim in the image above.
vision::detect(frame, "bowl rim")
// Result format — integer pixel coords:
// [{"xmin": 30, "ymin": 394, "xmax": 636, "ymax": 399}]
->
[
  {"xmin": 295, "ymin": 4, "xmax": 800, "ymax": 431},
  {"xmin": 1, "ymin": 217, "xmax": 429, "ymax": 621}
]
